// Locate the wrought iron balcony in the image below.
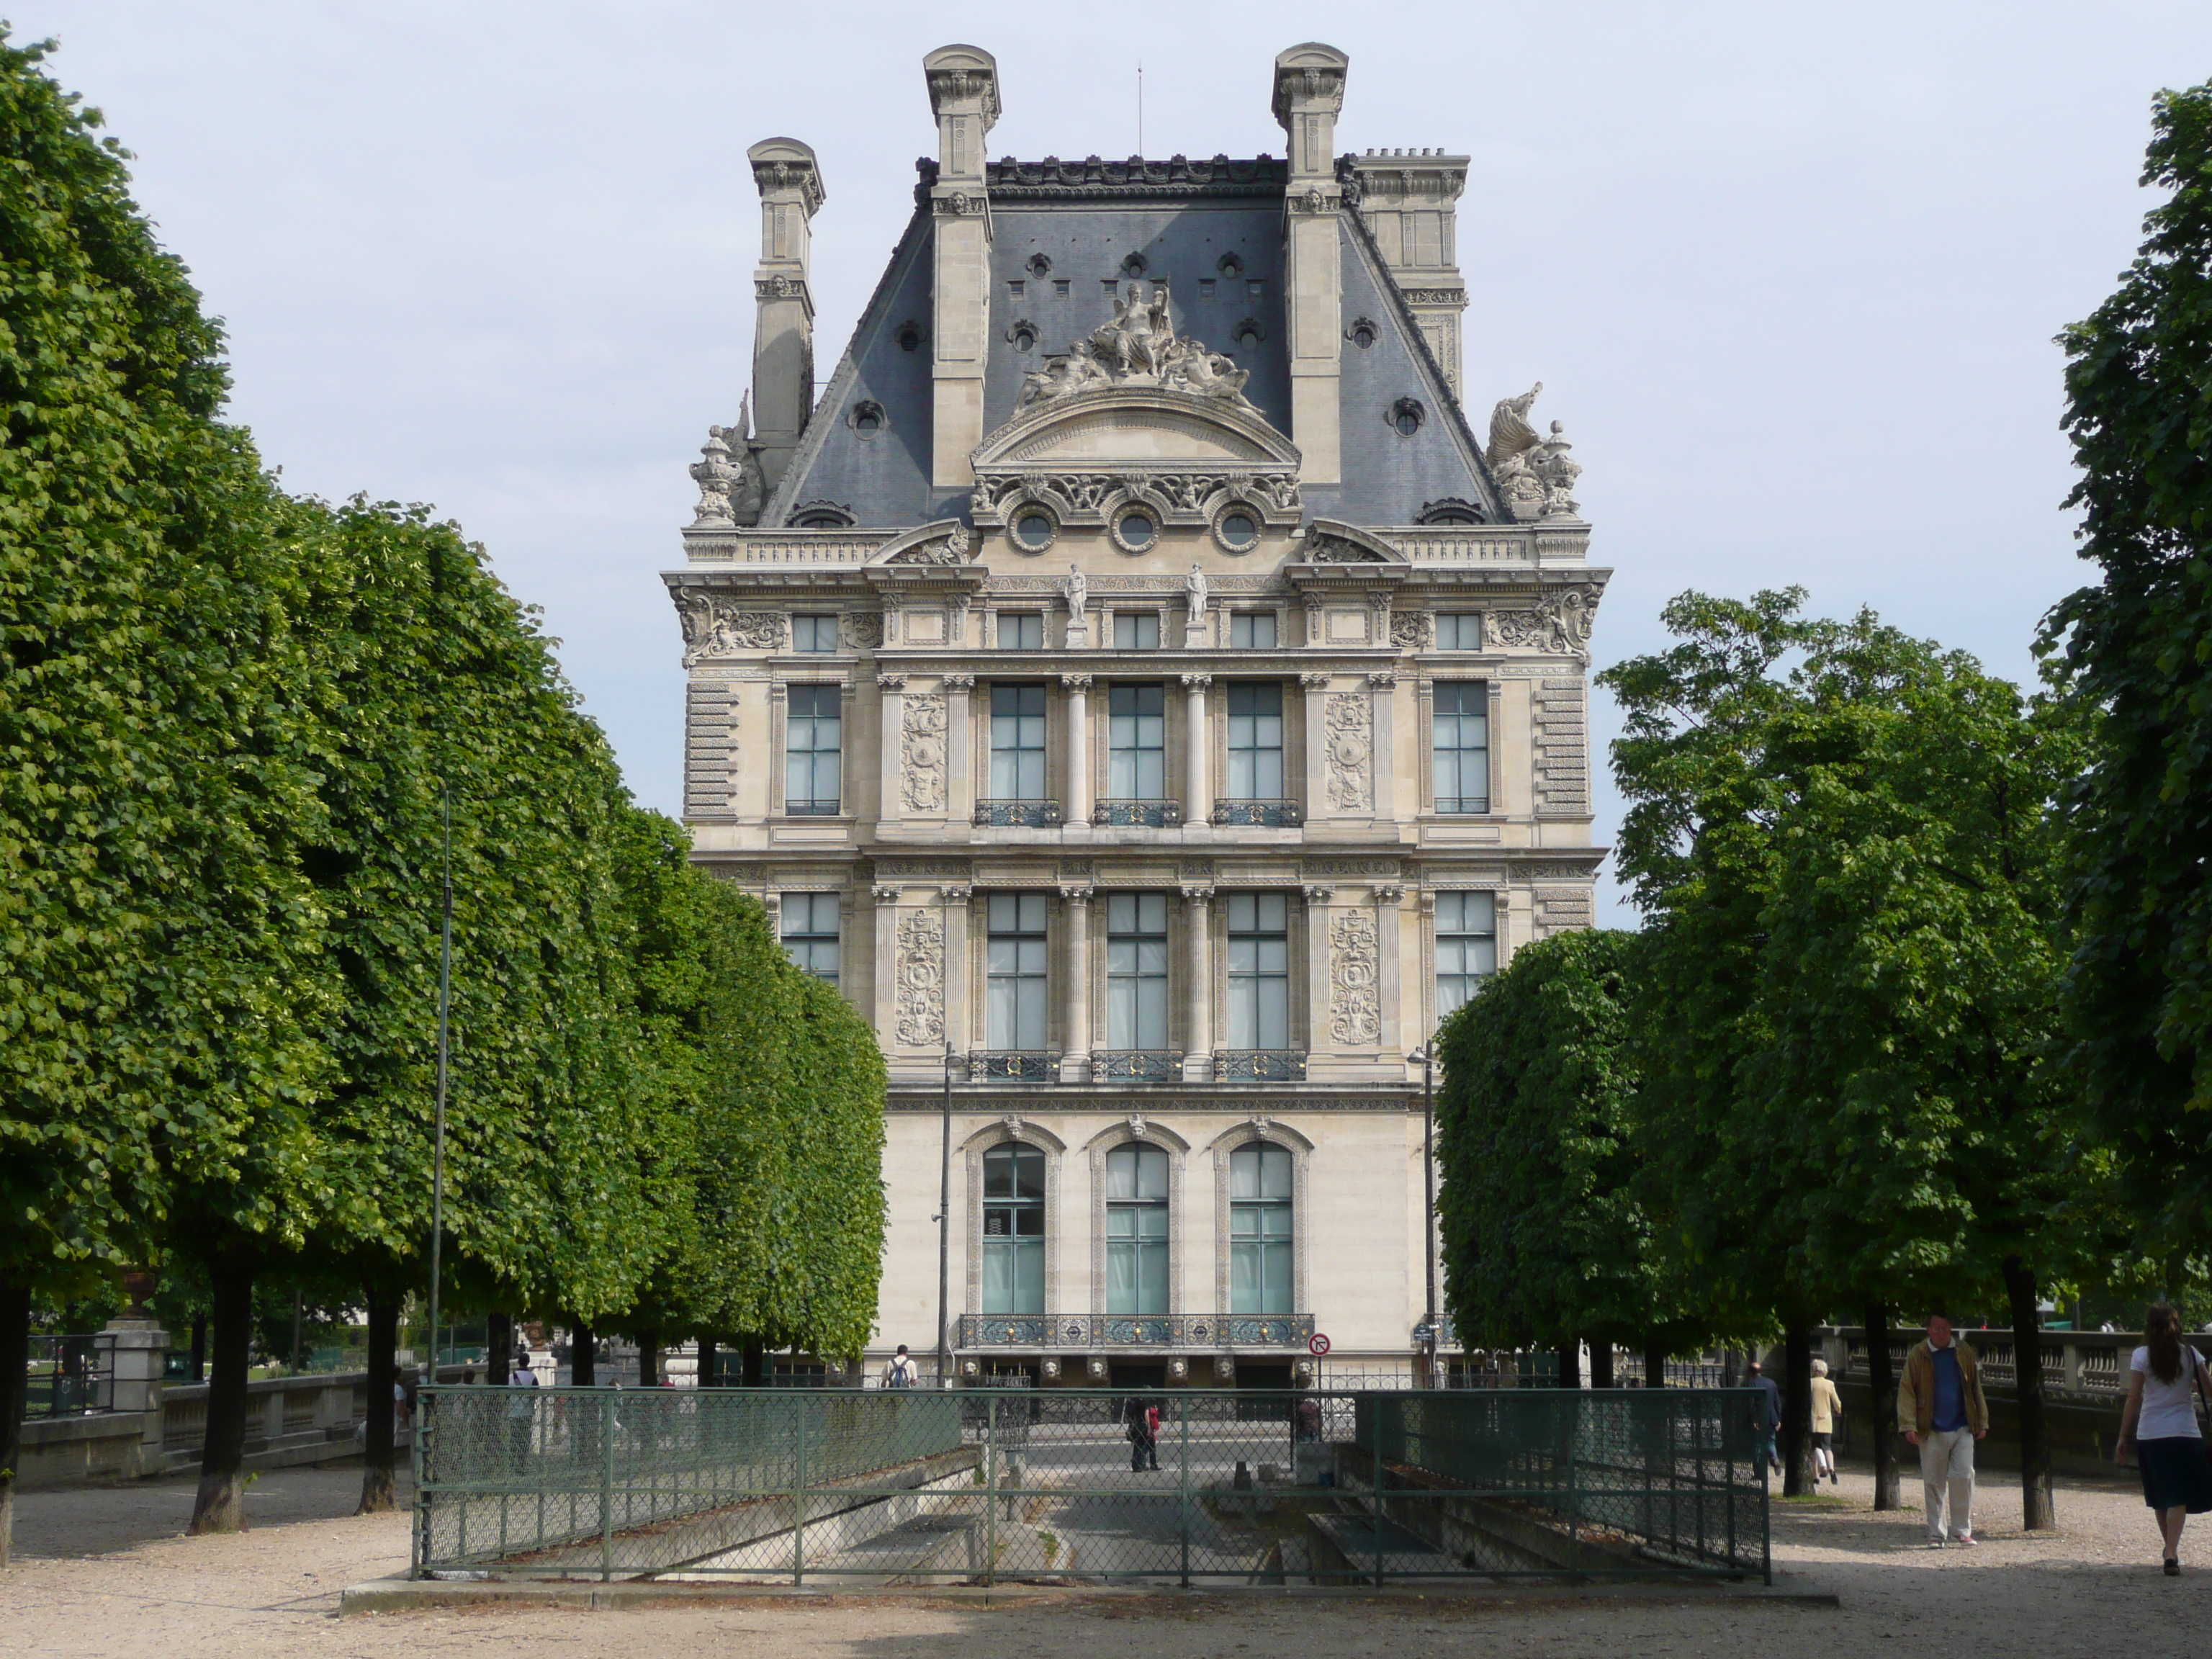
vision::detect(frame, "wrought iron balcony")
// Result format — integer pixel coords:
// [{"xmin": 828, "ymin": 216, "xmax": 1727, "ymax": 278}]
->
[
  {"xmin": 1210, "ymin": 799, "xmax": 1303, "ymax": 827},
  {"xmin": 1091, "ymin": 1050, "xmax": 1184, "ymax": 1083},
  {"xmin": 973, "ymin": 799, "xmax": 1064, "ymax": 828},
  {"xmin": 967, "ymin": 1051, "xmax": 1061, "ymax": 1082},
  {"xmin": 1215, "ymin": 1050, "xmax": 1307, "ymax": 1082},
  {"xmin": 958, "ymin": 1313, "xmax": 1316, "ymax": 1350},
  {"xmin": 1092, "ymin": 798, "xmax": 1182, "ymax": 828}
]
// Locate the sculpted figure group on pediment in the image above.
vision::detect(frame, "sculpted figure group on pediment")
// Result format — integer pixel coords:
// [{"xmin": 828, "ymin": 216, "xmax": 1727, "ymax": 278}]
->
[{"xmin": 1017, "ymin": 282, "xmax": 1254, "ymax": 410}]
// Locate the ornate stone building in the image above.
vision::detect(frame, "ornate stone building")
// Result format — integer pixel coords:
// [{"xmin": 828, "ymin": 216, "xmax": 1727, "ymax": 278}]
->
[{"xmin": 664, "ymin": 42, "xmax": 1606, "ymax": 1385}]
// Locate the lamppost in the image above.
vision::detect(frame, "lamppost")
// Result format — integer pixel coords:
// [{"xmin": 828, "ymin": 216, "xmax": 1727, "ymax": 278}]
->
[
  {"xmin": 935, "ymin": 886, "xmax": 954, "ymax": 1387},
  {"xmin": 427, "ymin": 788, "xmax": 453, "ymax": 1385},
  {"xmin": 1409, "ymin": 1039, "xmax": 1437, "ymax": 1386}
]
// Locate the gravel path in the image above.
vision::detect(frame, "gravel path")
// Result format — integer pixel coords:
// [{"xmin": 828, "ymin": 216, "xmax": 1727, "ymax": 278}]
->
[{"xmin": 4, "ymin": 1456, "xmax": 2208, "ymax": 1655}]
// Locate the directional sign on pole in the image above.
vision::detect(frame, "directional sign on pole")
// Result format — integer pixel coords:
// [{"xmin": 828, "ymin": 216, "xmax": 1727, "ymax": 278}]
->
[{"xmin": 1309, "ymin": 1333, "xmax": 1331, "ymax": 1357}]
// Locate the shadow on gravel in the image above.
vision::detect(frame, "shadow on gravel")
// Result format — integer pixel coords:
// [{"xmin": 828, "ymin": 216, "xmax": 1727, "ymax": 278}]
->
[{"xmin": 10, "ymin": 1463, "xmax": 408, "ymax": 1559}]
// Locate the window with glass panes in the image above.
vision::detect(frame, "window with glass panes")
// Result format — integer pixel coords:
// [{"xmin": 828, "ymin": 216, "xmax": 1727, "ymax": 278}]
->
[
  {"xmin": 1226, "ymin": 891, "xmax": 1290, "ymax": 1050},
  {"xmin": 1231, "ymin": 611, "xmax": 1277, "ymax": 649},
  {"xmin": 1105, "ymin": 1143, "xmax": 1169, "ymax": 1316},
  {"xmin": 989, "ymin": 684, "xmax": 1048, "ymax": 799},
  {"xmin": 1434, "ymin": 612, "xmax": 1483, "ymax": 650},
  {"xmin": 1106, "ymin": 893, "xmax": 1170, "ymax": 1051},
  {"xmin": 986, "ymin": 892, "xmax": 1050, "ymax": 1051},
  {"xmin": 1230, "ymin": 1143, "xmax": 1292, "ymax": 1316},
  {"xmin": 779, "ymin": 893, "xmax": 840, "ymax": 984},
  {"xmin": 783, "ymin": 685, "xmax": 841, "ymax": 814},
  {"xmin": 1107, "ymin": 684, "xmax": 1166, "ymax": 799},
  {"xmin": 1226, "ymin": 683, "xmax": 1285, "ymax": 798},
  {"xmin": 1431, "ymin": 681, "xmax": 1490, "ymax": 813},
  {"xmin": 981, "ymin": 1144, "xmax": 1044, "ymax": 1315},
  {"xmin": 1436, "ymin": 891, "xmax": 1498, "ymax": 1017},
  {"xmin": 792, "ymin": 613, "xmax": 839, "ymax": 652},
  {"xmin": 999, "ymin": 613, "xmax": 1044, "ymax": 649},
  {"xmin": 1114, "ymin": 611, "xmax": 1159, "ymax": 650}
]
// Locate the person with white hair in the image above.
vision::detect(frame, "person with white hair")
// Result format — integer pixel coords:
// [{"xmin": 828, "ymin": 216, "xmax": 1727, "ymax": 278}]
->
[{"xmin": 1809, "ymin": 1357, "xmax": 1843, "ymax": 1485}]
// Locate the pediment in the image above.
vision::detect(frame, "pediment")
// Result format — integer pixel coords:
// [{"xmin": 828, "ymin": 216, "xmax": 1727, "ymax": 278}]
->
[{"xmin": 974, "ymin": 386, "xmax": 1300, "ymax": 472}]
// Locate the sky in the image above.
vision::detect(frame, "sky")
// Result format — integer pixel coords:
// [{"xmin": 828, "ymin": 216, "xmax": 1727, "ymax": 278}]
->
[{"xmin": 17, "ymin": 2, "xmax": 2210, "ymax": 925}]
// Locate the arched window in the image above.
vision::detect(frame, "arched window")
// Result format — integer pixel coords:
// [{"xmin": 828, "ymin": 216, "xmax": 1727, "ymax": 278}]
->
[
  {"xmin": 981, "ymin": 1143, "xmax": 1045, "ymax": 1315},
  {"xmin": 1105, "ymin": 1143, "xmax": 1169, "ymax": 1316},
  {"xmin": 1229, "ymin": 1143, "xmax": 1293, "ymax": 1316}
]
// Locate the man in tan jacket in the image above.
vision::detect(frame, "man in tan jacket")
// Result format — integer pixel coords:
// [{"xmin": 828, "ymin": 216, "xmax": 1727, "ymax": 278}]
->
[{"xmin": 1896, "ymin": 1314, "xmax": 1989, "ymax": 1547}]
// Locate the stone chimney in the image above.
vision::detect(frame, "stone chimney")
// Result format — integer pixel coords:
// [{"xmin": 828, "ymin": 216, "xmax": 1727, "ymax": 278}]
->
[
  {"xmin": 922, "ymin": 44, "xmax": 1001, "ymax": 491},
  {"xmin": 1272, "ymin": 43, "xmax": 1349, "ymax": 486},
  {"xmin": 1350, "ymin": 151, "xmax": 1470, "ymax": 397},
  {"xmin": 747, "ymin": 138, "xmax": 825, "ymax": 497}
]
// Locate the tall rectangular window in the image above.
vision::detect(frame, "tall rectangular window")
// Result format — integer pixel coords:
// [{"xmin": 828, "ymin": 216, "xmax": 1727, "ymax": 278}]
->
[
  {"xmin": 1226, "ymin": 891, "xmax": 1290, "ymax": 1051},
  {"xmin": 783, "ymin": 685, "xmax": 841, "ymax": 814},
  {"xmin": 1436, "ymin": 891, "xmax": 1498, "ymax": 1017},
  {"xmin": 1107, "ymin": 684, "xmax": 1166, "ymax": 799},
  {"xmin": 1226, "ymin": 683, "xmax": 1285, "ymax": 799},
  {"xmin": 1434, "ymin": 613, "xmax": 1483, "ymax": 650},
  {"xmin": 1230, "ymin": 1143, "xmax": 1293, "ymax": 1316},
  {"xmin": 1432, "ymin": 681, "xmax": 1490, "ymax": 813},
  {"xmin": 1231, "ymin": 611, "xmax": 1277, "ymax": 649},
  {"xmin": 981, "ymin": 1144, "xmax": 1045, "ymax": 1316},
  {"xmin": 1106, "ymin": 1143, "xmax": 1169, "ymax": 1316},
  {"xmin": 1106, "ymin": 892, "xmax": 1170, "ymax": 1051},
  {"xmin": 989, "ymin": 683, "xmax": 1048, "ymax": 799},
  {"xmin": 791, "ymin": 614, "xmax": 839, "ymax": 652},
  {"xmin": 999, "ymin": 613, "xmax": 1043, "ymax": 649},
  {"xmin": 986, "ymin": 892, "xmax": 1050, "ymax": 1051},
  {"xmin": 780, "ymin": 893, "xmax": 840, "ymax": 984},
  {"xmin": 1114, "ymin": 611, "xmax": 1160, "ymax": 650}
]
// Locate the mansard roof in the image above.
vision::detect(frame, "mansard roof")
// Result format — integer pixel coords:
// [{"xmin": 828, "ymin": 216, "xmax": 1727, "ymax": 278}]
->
[{"xmin": 761, "ymin": 155, "xmax": 1501, "ymax": 532}]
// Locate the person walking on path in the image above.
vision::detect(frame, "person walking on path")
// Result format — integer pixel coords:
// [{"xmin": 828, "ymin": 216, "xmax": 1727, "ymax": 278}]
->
[
  {"xmin": 1747, "ymin": 1358, "xmax": 1782, "ymax": 1478},
  {"xmin": 2116, "ymin": 1300, "xmax": 2212, "ymax": 1575},
  {"xmin": 1809, "ymin": 1357, "xmax": 1843, "ymax": 1486},
  {"xmin": 1898, "ymin": 1313, "xmax": 1988, "ymax": 1547},
  {"xmin": 882, "ymin": 1344, "xmax": 919, "ymax": 1389}
]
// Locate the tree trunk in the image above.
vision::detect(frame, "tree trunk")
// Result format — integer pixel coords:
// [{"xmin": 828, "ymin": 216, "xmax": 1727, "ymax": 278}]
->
[
  {"xmin": 1866, "ymin": 1300, "xmax": 1900, "ymax": 1510},
  {"xmin": 570, "ymin": 1320, "xmax": 595, "ymax": 1387},
  {"xmin": 190, "ymin": 1254, "xmax": 254, "ymax": 1533},
  {"xmin": 1781, "ymin": 1319, "xmax": 1815, "ymax": 1497},
  {"xmin": 0, "ymin": 1274, "xmax": 30, "ymax": 1568},
  {"xmin": 358, "ymin": 1285, "xmax": 399, "ymax": 1514},
  {"xmin": 637, "ymin": 1328, "xmax": 660, "ymax": 1389},
  {"xmin": 487, "ymin": 1313, "xmax": 511, "ymax": 1387},
  {"xmin": 2003, "ymin": 1254, "xmax": 2056, "ymax": 1529},
  {"xmin": 741, "ymin": 1339, "xmax": 765, "ymax": 1388},
  {"xmin": 1555, "ymin": 1341, "xmax": 1581, "ymax": 1390},
  {"xmin": 698, "ymin": 1334, "xmax": 718, "ymax": 1390},
  {"xmin": 1588, "ymin": 1339, "xmax": 1614, "ymax": 1389},
  {"xmin": 1642, "ymin": 1336, "xmax": 1668, "ymax": 1389}
]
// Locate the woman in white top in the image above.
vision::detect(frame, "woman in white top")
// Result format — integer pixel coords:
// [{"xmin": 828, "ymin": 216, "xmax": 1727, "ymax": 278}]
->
[{"xmin": 2116, "ymin": 1300, "xmax": 2212, "ymax": 1575}]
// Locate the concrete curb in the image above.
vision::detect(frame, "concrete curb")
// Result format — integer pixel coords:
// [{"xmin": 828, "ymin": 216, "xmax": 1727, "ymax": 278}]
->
[{"xmin": 339, "ymin": 1575, "xmax": 1838, "ymax": 1615}]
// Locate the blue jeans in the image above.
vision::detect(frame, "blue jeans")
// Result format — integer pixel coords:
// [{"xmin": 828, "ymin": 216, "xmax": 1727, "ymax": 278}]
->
[{"xmin": 1756, "ymin": 1431, "xmax": 1777, "ymax": 1470}]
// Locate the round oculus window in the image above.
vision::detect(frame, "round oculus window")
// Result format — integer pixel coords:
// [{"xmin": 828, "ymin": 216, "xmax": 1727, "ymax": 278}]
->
[
  {"xmin": 1013, "ymin": 512, "xmax": 1056, "ymax": 550},
  {"xmin": 1115, "ymin": 510, "xmax": 1158, "ymax": 552},
  {"xmin": 1216, "ymin": 510, "xmax": 1259, "ymax": 551}
]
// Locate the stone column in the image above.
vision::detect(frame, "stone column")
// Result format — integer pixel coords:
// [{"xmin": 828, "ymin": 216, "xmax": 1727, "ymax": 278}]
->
[
  {"xmin": 877, "ymin": 674, "xmax": 907, "ymax": 829},
  {"xmin": 940, "ymin": 884, "xmax": 973, "ymax": 1061},
  {"xmin": 1369, "ymin": 671, "xmax": 1398, "ymax": 825},
  {"xmin": 1300, "ymin": 673, "xmax": 1331, "ymax": 819},
  {"xmin": 1061, "ymin": 886, "xmax": 1093, "ymax": 1082},
  {"xmin": 1181, "ymin": 673, "xmax": 1212, "ymax": 824},
  {"xmin": 943, "ymin": 674, "xmax": 975, "ymax": 824},
  {"xmin": 1063, "ymin": 673, "xmax": 1094, "ymax": 826},
  {"xmin": 1182, "ymin": 884, "xmax": 1214, "ymax": 1082},
  {"xmin": 103, "ymin": 1304, "xmax": 168, "ymax": 1478}
]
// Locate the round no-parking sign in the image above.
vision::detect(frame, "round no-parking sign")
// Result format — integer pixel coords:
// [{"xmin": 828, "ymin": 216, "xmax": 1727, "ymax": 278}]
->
[{"xmin": 1309, "ymin": 1333, "xmax": 1331, "ymax": 1357}]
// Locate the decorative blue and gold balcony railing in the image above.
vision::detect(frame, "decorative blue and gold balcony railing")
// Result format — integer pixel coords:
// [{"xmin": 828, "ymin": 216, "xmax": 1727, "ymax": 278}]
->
[
  {"xmin": 1210, "ymin": 799, "xmax": 1303, "ymax": 827},
  {"xmin": 973, "ymin": 799, "xmax": 1064, "ymax": 827},
  {"xmin": 1215, "ymin": 1050, "xmax": 1307, "ymax": 1082},
  {"xmin": 967, "ymin": 1051, "xmax": 1061, "ymax": 1082},
  {"xmin": 1092, "ymin": 799, "xmax": 1182, "ymax": 827},
  {"xmin": 957, "ymin": 1313, "xmax": 1316, "ymax": 1349},
  {"xmin": 1092, "ymin": 1050, "xmax": 1183, "ymax": 1083}
]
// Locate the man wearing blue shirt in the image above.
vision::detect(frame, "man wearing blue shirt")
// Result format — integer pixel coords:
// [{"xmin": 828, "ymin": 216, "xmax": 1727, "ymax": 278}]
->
[{"xmin": 1897, "ymin": 1313, "xmax": 1989, "ymax": 1547}]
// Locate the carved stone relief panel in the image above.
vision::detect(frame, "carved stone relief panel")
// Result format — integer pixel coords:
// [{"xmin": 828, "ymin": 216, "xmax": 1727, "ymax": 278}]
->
[
  {"xmin": 675, "ymin": 593, "xmax": 788, "ymax": 667},
  {"xmin": 839, "ymin": 611, "xmax": 884, "ymax": 649},
  {"xmin": 1324, "ymin": 692, "xmax": 1372, "ymax": 812},
  {"xmin": 901, "ymin": 693, "xmax": 948, "ymax": 813},
  {"xmin": 1390, "ymin": 610, "xmax": 1431, "ymax": 650},
  {"xmin": 1328, "ymin": 909, "xmax": 1382, "ymax": 1046},
  {"xmin": 894, "ymin": 910, "xmax": 946, "ymax": 1047}
]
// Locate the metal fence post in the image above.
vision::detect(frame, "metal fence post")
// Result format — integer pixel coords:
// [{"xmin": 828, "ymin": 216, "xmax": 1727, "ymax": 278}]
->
[
  {"xmin": 600, "ymin": 1390, "xmax": 615, "ymax": 1583},
  {"xmin": 984, "ymin": 1393, "xmax": 998, "ymax": 1588},
  {"xmin": 410, "ymin": 1388, "xmax": 426, "ymax": 1578},
  {"xmin": 793, "ymin": 1393, "xmax": 809, "ymax": 1586},
  {"xmin": 1179, "ymin": 1398, "xmax": 1191, "ymax": 1588}
]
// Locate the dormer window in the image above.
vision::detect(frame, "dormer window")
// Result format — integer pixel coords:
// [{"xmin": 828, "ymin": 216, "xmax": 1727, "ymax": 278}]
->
[
  {"xmin": 1417, "ymin": 498, "xmax": 1483, "ymax": 526},
  {"xmin": 790, "ymin": 501, "xmax": 857, "ymax": 529},
  {"xmin": 1390, "ymin": 398, "xmax": 1426, "ymax": 437},
  {"xmin": 895, "ymin": 320, "xmax": 922, "ymax": 352},
  {"xmin": 1218, "ymin": 252, "xmax": 1244, "ymax": 277}
]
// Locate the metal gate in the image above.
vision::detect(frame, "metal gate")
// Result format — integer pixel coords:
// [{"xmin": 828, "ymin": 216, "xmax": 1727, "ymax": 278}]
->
[{"xmin": 413, "ymin": 1385, "xmax": 1768, "ymax": 1586}]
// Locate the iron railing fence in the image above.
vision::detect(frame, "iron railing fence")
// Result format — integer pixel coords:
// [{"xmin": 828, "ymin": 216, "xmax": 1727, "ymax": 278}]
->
[
  {"xmin": 25, "ymin": 1334, "xmax": 115, "ymax": 1417},
  {"xmin": 414, "ymin": 1386, "xmax": 1768, "ymax": 1586}
]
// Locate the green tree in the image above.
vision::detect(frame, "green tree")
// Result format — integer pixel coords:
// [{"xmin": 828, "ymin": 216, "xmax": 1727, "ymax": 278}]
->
[
  {"xmin": 2046, "ymin": 81, "xmax": 2212, "ymax": 1269},
  {"xmin": 0, "ymin": 32, "xmax": 335, "ymax": 1560},
  {"xmin": 1436, "ymin": 928, "xmax": 1701, "ymax": 1385}
]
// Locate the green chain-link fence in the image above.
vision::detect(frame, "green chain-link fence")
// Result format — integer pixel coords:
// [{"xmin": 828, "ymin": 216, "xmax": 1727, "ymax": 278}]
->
[{"xmin": 413, "ymin": 1386, "xmax": 1768, "ymax": 1586}]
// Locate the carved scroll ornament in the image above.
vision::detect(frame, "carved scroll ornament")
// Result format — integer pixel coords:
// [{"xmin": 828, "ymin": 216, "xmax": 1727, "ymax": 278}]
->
[
  {"xmin": 1328, "ymin": 909, "xmax": 1382, "ymax": 1047},
  {"xmin": 1324, "ymin": 692, "xmax": 1372, "ymax": 812},
  {"xmin": 894, "ymin": 910, "xmax": 945, "ymax": 1047},
  {"xmin": 901, "ymin": 694, "xmax": 948, "ymax": 813}
]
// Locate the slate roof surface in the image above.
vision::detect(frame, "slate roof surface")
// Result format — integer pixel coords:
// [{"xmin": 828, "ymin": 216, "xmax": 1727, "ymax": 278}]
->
[{"xmin": 763, "ymin": 158, "xmax": 1496, "ymax": 531}]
